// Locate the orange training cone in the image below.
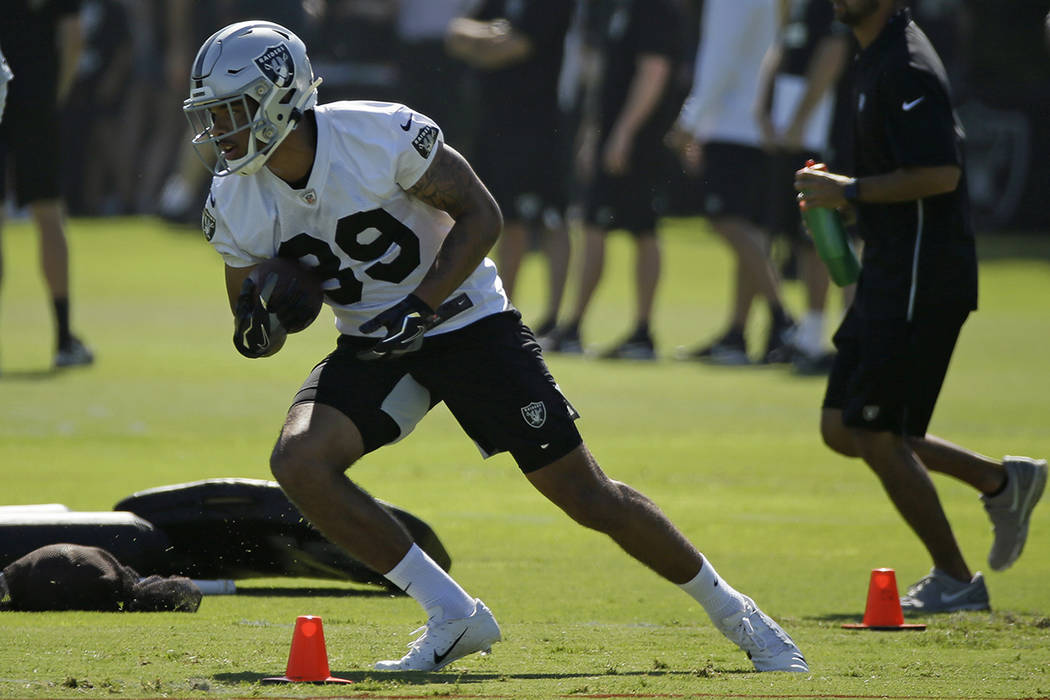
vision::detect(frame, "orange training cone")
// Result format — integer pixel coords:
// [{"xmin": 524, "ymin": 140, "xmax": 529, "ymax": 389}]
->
[
  {"xmin": 262, "ymin": 615, "xmax": 353, "ymax": 684},
  {"xmin": 843, "ymin": 568, "xmax": 926, "ymax": 631}
]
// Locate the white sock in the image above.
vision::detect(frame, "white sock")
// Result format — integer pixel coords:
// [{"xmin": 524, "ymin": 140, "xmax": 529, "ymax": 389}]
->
[
  {"xmin": 679, "ymin": 558, "xmax": 746, "ymax": 622},
  {"xmin": 795, "ymin": 311, "xmax": 825, "ymax": 356},
  {"xmin": 384, "ymin": 543, "xmax": 475, "ymax": 621}
]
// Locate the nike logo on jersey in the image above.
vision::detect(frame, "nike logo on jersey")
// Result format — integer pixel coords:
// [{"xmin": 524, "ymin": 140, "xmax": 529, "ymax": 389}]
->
[
  {"xmin": 432, "ymin": 628, "xmax": 469, "ymax": 666},
  {"xmin": 400, "ymin": 115, "xmax": 413, "ymax": 131},
  {"xmin": 902, "ymin": 96, "xmax": 925, "ymax": 111}
]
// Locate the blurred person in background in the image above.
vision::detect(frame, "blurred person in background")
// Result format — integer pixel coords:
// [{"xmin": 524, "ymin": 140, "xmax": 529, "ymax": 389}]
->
[
  {"xmin": 445, "ymin": 0, "xmax": 574, "ymax": 339},
  {"xmin": 669, "ymin": 0, "xmax": 794, "ymax": 366},
  {"xmin": 62, "ymin": 0, "xmax": 135, "ymax": 216},
  {"xmin": 395, "ymin": 0, "xmax": 474, "ymax": 155},
  {"xmin": 187, "ymin": 19, "xmax": 808, "ymax": 674},
  {"xmin": 546, "ymin": 0, "xmax": 684, "ymax": 360},
  {"xmin": 795, "ymin": 0, "xmax": 1046, "ymax": 613},
  {"xmin": 0, "ymin": 0, "xmax": 93, "ymax": 369},
  {"xmin": 0, "ymin": 45, "xmax": 11, "ymax": 123},
  {"xmin": 156, "ymin": 0, "xmax": 313, "ymax": 223},
  {"xmin": 755, "ymin": 0, "xmax": 851, "ymax": 374}
]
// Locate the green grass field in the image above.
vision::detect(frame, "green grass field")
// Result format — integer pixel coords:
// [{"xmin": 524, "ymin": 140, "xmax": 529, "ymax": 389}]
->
[{"xmin": 1, "ymin": 216, "xmax": 1048, "ymax": 699}]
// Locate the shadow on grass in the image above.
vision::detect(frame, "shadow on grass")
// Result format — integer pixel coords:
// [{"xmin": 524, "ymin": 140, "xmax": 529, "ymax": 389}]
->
[
  {"xmin": 215, "ymin": 668, "xmax": 743, "ymax": 686},
  {"xmin": 807, "ymin": 612, "xmax": 873, "ymax": 623},
  {"xmin": 0, "ymin": 368, "xmax": 59, "ymax": 381},
  {"xmin": 234, "ymin": 586, "xmax": 398, "ymax": 598}
]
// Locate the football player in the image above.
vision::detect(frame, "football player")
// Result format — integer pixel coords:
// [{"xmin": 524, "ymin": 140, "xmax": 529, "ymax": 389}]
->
[{"xmin": 186, "ymin": 21, "xmax": 808, "ymax": 673}]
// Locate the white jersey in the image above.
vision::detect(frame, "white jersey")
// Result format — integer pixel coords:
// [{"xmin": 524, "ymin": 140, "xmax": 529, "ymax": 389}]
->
[
  {"xmin": 203, "ymin": 101, "xmax": 509, "ymax": 337},
  {"xmin": 676, "ymin": 0, "xmax": 778, "ymax": 146}
]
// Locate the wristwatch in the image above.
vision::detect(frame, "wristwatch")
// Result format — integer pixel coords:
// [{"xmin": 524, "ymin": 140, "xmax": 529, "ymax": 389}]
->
[{"xmin": 843, "ymin": 178, "xmax": 860, "ymax": 204}]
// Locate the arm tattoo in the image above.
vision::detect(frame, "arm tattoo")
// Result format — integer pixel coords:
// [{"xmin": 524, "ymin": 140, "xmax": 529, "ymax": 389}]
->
[{"xmin": 407, "ymin": 144, "xmax": 477, "ymax": 218}]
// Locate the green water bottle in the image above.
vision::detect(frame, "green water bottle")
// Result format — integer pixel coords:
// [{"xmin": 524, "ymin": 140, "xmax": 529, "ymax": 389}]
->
[{"xmin": 799, "ymin": 161, "xmax": 861, "ymax": 286}]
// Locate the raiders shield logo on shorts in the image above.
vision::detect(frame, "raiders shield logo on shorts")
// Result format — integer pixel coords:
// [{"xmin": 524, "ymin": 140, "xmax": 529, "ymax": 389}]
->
[{"xmin": 521, "ymin": 401, "xmax": 546, "ymax": 428}]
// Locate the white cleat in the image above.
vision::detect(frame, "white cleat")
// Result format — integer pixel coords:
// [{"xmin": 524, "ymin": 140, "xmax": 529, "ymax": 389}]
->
[
  {"xmin": 374, "ymin": 599, "xmax": 501, "ymax": 672},
  {"xmin": 717, "ymin": 597, "xmax": 809, "ymax": 672}
]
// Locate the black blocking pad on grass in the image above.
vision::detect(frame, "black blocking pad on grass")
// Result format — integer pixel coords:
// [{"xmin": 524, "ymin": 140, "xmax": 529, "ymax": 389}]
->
[{"xmin": 0, "ymin": 478, "xmax": 451, "ymax": 590}]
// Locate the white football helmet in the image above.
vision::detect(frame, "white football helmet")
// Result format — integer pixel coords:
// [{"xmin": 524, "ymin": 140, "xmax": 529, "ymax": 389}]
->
[{"xmin": 184, "ymin": 21, "xmax": 322, "ymax": 176}]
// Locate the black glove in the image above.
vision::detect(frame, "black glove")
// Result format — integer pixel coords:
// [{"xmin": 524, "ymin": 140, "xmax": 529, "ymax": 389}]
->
[
  {"xmin": 233, "ymin": 276, "xmax": 287, "ymax": 358},
  {"xmin": 357, "ymin": 294, "xmax": 439, "ymax": 361},
  {"xmin": 257, "ymin": 268, "xmax": 320, "ymax": 333}
]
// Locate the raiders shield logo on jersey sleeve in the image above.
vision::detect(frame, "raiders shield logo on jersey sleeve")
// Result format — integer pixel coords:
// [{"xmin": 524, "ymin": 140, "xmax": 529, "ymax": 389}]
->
[{"xmin": 412, "ymin": 125, "xmax": 439, "ymax": 158}]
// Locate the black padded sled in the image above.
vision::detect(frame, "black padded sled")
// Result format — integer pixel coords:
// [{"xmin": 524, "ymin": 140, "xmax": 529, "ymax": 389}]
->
[
  {"xmin": 0, "ymin": 509, "xmax": 170, "ymax": 573},
  {"xmin": 113, "ymin": 478, "xmax": 452, "ymax": 586}
]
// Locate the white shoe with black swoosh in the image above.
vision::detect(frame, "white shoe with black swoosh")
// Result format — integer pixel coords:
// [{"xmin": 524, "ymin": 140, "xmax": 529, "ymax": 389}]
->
[
  {"xmin": 716, "ymin": 597, "xmax": 809, "ymax": 672},
  {"xmin": 374, "ymin": 599, "xmax": 501, "ymax": 672},
  {"xmin": 899, "ymin": 568, "xmax": 990, "ymax": 613}
]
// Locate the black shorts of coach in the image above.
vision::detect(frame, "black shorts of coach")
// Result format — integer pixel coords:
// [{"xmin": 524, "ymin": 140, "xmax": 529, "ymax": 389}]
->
[
  {"xmin": 822, "ymin": 304, "xmax": 969, "ymax": 437},
  {"xmin": 293, "ymin": 310, "xmax": 583, "ymax": 472}
]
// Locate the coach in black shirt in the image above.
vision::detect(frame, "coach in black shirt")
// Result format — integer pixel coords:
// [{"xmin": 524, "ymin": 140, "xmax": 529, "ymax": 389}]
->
[{"xmin": 795, "ymin": 0, "xmax": 1046, "ymax": 614}]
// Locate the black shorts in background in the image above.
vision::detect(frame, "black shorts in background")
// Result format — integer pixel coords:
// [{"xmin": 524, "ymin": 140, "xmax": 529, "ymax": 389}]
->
[
  {"xmin": 293, "ymin": 311, "xmax": 582, "ymax": 472},
  {"xmin": 583, "ymin": 133, "xmax": 671, "ymax": 235},
  {"xmin": 471, "ymin": 123, "xmax": 567, "ymax": 227},
  {"xmin": 823, "ymin": 304, "xmax": 969, "ymax": 437},
  {"xmin": 697, "ymin": 142, "xmax": 769, "ymax": 226},
  {"xmin": 0, "ymin": 73, "xmax": 63, "ymax": 205}
]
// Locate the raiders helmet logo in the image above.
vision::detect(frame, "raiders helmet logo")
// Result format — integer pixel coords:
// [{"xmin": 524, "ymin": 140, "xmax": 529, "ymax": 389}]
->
[
  {"xmin": 254, "ymin": 44, "xmax": 294, "ymax": 87},
  {"xmin": 201, "ymin": 207, "xmax": 217, "ymax": 241},
  {"xmin": 521, "ymin": 401, "xmax": 547, "ymax": 429}
]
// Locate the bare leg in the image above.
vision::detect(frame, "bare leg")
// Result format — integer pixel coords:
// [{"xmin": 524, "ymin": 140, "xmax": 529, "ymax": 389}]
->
[
  {"xmin": 527, "ymin": 443, "xmax": 702, "ymax": 584},
  {"xmin": 851, "ymin": 428, "xmax": 971, "ymax": 582},
  {"xmin": 30, "ymin": 200, "xmax": 69, "ymax": 299},
  {"xmin": 540, "ymin": 223, "xmax": 570, "ymax": 326},
  {"xmin": 730, "ymin": 253, "xmax": 757, "ymax": 329},
  {"xmin": 910, "ymin": 434, "xmax": 1005, "ymax": 494},
  {"xmin": 825, "ymin": 409, "xmax": 1006, "ymax": 494},
  {"xmin": 714, "ymin": 216, "xmax": 784, "ymax": 311},
  {"xmin": 270, "ymin": 402, "xmax": 413, "ymax": 572},
  {"xmin": 800, "ymin": 245, "xmax": 829, "ymax": 315},
  {"xmin": 497, "ymin": 220, "xmax": 529, "ymax": 302},
  {"xmin": 633, "ymin": 233, "xmax": 660, "ymax": 326},
  {"xmin": 566, "ymin": 225, "xmax": 606, "ymax": 326}
]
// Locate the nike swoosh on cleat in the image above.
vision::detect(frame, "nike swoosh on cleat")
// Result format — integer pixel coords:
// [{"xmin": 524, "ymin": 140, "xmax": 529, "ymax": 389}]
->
[
  {"xmin": 432, "ymin": 628, "xmax": 468, "ymax": 666},
  {"xmin": 902, "ymin": 96, "xmax": 925, "ymax": 111},
  {"xmin": 938, "ymin": 586, "xmax": 979, "ymax": 605}
]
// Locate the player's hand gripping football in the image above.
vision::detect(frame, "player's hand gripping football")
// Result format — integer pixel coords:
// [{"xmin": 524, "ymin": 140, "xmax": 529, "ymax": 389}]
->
[
  {"xmin": 232, "ymin": 274, "xmax": 287, "ymax": 358},
  {"xmin": 357, "ymin": 294, "xmax": 440, "ymax": 361}
]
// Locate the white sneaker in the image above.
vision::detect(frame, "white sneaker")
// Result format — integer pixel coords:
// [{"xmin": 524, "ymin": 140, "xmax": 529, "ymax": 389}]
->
[
  {"xmin": 374, "ymin": 599, "xmax": 501, "ymax": 672},
  {"xmin": 983, "ymin": 456, "xmax": 1047, "ymax": 571},
  {"xmin": 717, "ymin": 597, "xmax": 809, "ymax": 672}
]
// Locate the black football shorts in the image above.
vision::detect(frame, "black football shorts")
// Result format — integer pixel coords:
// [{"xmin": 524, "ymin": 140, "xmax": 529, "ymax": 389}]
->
[
  {"xmin": 697, "ymin": 142, "xmax": 769, "ymax": 225},
  {"xmin": 823, "ymin": 304, "xmax": 969, "ymax": 437},
  {"xmin": 293, "ymin": 310, "xmax": 582, "ymax": 472}
]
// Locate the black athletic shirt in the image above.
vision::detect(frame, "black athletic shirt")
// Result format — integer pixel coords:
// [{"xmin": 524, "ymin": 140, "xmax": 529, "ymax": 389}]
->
[
  {"xmin": 590, "ymin": 0, "xmax": 683, "ymax": 140},
  {"xmin": 851, "ymin": 9, "xmax": 977, "ymax": 320},
  {"xmin": 473, "ymin": 0, "xmax": 572, "ymax": 134}
]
